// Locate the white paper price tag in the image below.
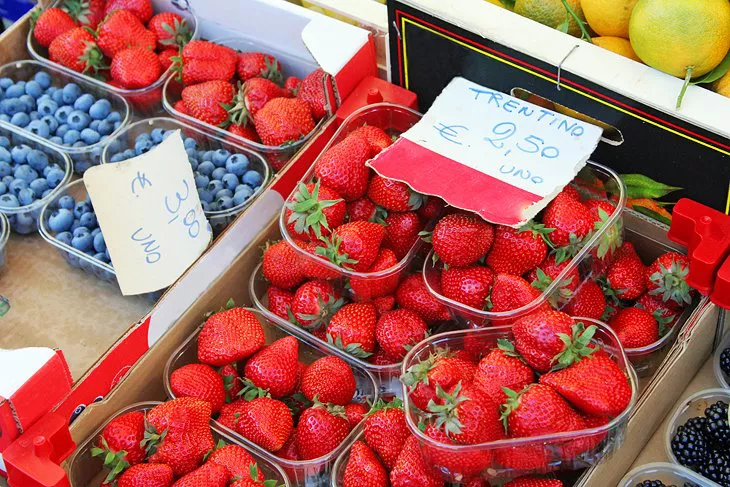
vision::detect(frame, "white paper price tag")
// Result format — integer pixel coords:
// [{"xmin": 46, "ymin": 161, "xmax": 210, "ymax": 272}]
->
[{"xmin": 83, "ymin": 132, "xmax": 212, "ymax": 295}]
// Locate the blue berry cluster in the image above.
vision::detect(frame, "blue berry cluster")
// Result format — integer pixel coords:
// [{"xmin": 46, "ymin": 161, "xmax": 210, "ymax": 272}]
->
[
  {"xmin": 107, "ymin": 128, "xmax": 265, "ymax": 213},
  {"xmin": 47, "ymin": 194, "xmax": 110, "ymax": 267}
]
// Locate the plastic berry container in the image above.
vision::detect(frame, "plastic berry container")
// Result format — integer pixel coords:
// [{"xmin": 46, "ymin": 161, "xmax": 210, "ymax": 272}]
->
[
  {"xmin": 101, "ymin": 117, "xmax": 271, "ymax": 235},
  {"xmin": 163, "ymin": 36, "xmax": 329, "ymax": 172},
  {"xmin": 0, "ymin": 60, "xmax": 130, "ymax": 175},
  {"xmin": 27, "ymin": 0, "xmax": 199, "ymax": 116},
  {"xmin": 0, "ymin": 212, "xmax": 8, "ymax": 270},
  {"xmin": 163, "ymin": 307, "xmax": 379, "ymax": 486},
  {"xmin": 619, "ymin": 462, "xmax": 717, "ymax": 487},
  {"xmin": 0, "ymin": 127, "xmax": 73, "ymax": 234},
  {"xmin": 401, "ymin": 318, "xmax": 638, "ymax": 482},
  {"xmin": 713, "ymin": 332, "xmax": 730, "ymax": 388},
  {"xmin": 64, "ymin": 401, "xmax": 292, "ymax": 487},
  {"xmin": 329, "ymin": 426, "xmax": 365, "ymax": 487}
]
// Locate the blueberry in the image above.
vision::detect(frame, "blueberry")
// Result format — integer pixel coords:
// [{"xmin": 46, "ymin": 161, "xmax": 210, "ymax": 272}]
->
[
  {"xmin": 151, "ymin": 128, "xmax": 165, "ymax": 143},
  {"xmin": 26, "ymin": 120, "xmax": 51, "ymax": 138},
  {"xmin": 8, "ymin": 179, "xmax": 27, "ymax": 195},
  {"xmin": 79, "ymin": 212, "xmax": 97, "ymax": 229},
  {"xmin": 41, "ymin": 115, "xmax": 58, "ymax": 133},
  {"xmin": 221, "ymin": 173, "xmax": 238, "ymax": 191},
  {"xmin": 9, "ymin": 112, "xmax": 29, "ymax": 127},
  {"xmin": 42, "ymin": 189, "xmax": 52, "ymax": 198},
  {"xmin": 188, "ymin": 157, "xmax": 199, "ymax": 171},
  {"xmin": 17, "ymin": 187, "xmax": 35, "ymax": 206},
  {"xmin": 73, "ymin": 226, "xmax": 90, "ymax": 237},
  {"xmin": 49, "ymin": 136, "xmax": 63, "ymax": 145},
  {"xmin": 0, "ymin": 149, "xmax": 10, "ymax": 165},
  {"xmin": 56, "ymin": 231, "xmax": 72, "ymax": 245},
  {"xmin": 225, "ymin": 153, "xmax": 249, "ymax": 176},
  {"xmin": 207, "ymin": 180, "xmax": 224, "ymax": 195},
  {"xmin": 216, "ymin": 188, "xmax": 233, "ymax": 200},
  {"xmin": 0, "ymin": 136, "xmax": 9, "ymax": 149},
  {"xmin": 48, "ymin": 208, "xmax": 74, "ymax": 232},
  {"xmin": 242, "ymin": 170, "xmax": 263, "ymax": 187},
  {"xmin": 46, "ymin": 168, "xmax": 65, "ymax": 188},
  {"xmin": 122, "ymin": 148, "xmax": 136, "ymax": 159},
  {"xmin": 2, "ymin": 98, "xmax": 24, "ymax": 115},
  {"xmin": 200, "ymin": 200, "xmax": 210, "ymax": 212},
  {"xmin": 29, "ymin": 178, "xmax": 48, "ymax": 195},
  {"xmin": 0, "ymin": 78, "xmax": 13, "ymax": 89},
  {"xmin": 194, "ymin": 174, "xmax": 209, "ymax": 188},
  {"xmin": 63, "ymin": 129, "xmax": 80, "ymax": 145},
  {"xmin": 29, "ymin": 111, "xmax": 39, "ymax": 121},
  {"xmin": 27, "ymin": 150, "xmax": 49, "ymax": 171},
  {"xmin": 70, "ymin": 220, "xmax": 82, "ymax": 232},
  {"xmin": 54, "ymin": 106, "xmax": 73, "ymax": 124},
  {"xmin": 93, "ymin": 232, "xmax": 106, "ymax": 253},
  {"xmin": 0, "ymin": 161, "xmax": 10, "ymax": 177},
  {"xmin": 94, "ymin": 252, "xmax": 108, "ymax": 263},
  {"xmin": 14, "ymin": 165, "xmax": 38, "ymax": 183},
  {"xmin": 89, "ymin": 120, "xmax": 100, "ymax": 132},
  {"xmin": 74, "ymin": 201, "xmax": 92, "ymax": 218},
  {"xmin": 0, "ymin": 193, "xmax": 19, "ymax": 208},
  {"xmin": 14, "ymin": 212, "xmax": 36, "ymax": 233},
  {"xmin": 113, "ymin": 121, "xmax": 121, "ymax": 131},
  {"xmin": 110, "ymin": 153, "xmax": 126, "ymax": 163},
  {"xmin": 89, "ymin": 99, "xmax": 111, "ymax": 120},
  {"xmin": 37, "ymin": 99, "xmax": 58, "ymax": 117},
  {"xmin": 183, "ymin": 137, "xmax": 197, "ymax": 150},
  {"xmin": 106, "ymin": 111, "xmax": 121, "ymax": 123},
  {"xmin": 19, "ymin": 94, "xmax": 36, "ymax": 112},
  {"xmin": 201, "ymin": 150, "xmax": 214, "ymax": 162},
  {"xmin": 211, "ymin": 149, "xmax": 230, "ymax": 167},
  {"xmin": 58, "ymin": 195, "xmax": 75, "ymax": 209},
  {"xmin": 216, "ymin": 195, "xmax": 234, "ymax": 210},
  {"xmin": 233, "ymin": 185, "xmax": 254, "ymax": 205},
  {"xmin": 135, "ymin": 138, "xmax": 154, "ymax": 155},
  {"xmin": 162, "ymin": 129, "xmax": 175, "ymax": 140},
  {"xmin": 97, "ymin": 120, "xmax": 113, "ymax": 136},
  {"xmin": 67, "ymin": 110, "xmax": 90, "ymax": 131},
  {"xmin": 0, "ymin": 115, "xmax": 9, "ymax": 122},
  {"xmin": 62, "ymin": 83, "xmax": 82, "ymax": 104},
  {"xmin": 197, "ymin": 188, "xmax": 214, "ymax": 203},
  {"xmin": 211, "ymin": 167, "xmax": 226, "ymax": 181},
  {"xmin": 1, "ymin": 176, "xmax": 12, "ymax": 187},
  {"xmin": 55, "ymin": 124, "xmax": 69, "ymax": 138},
  {"xmin": 197, "ymin": 160, "xmax": 215, "ymax": 176},
  {"xmin": 33, "ymin": 72, "xmax": 52, "ymax": 89},
  {"xmin": 73, "ymin": 93, "xmax": 95, "ymax": 112},
  {"xmin": 0, "ymin": 182, "xmax": 6, "ymax": 195},
  {"xmin": 51, "ymin": 89, "xmax": 64, "ymax": 105},
  {"xmin": 71, "ymin": 230, "xmax": 93, "ymax": 252},
  {"xmin": 23, "ymin": 80, "xmax": 42, "ymax": 99},
  {"xmin": 74, "ymin": 160, "xmax": 90, "ymax": 174},
  {"xmin": 5, "ymin": 83, "xmax": 24, "ymax": 98},
  {"xmin": 91, "ymin": 227, "xmax": 101, "ymax": 237},
  {"xmin": 80, "ymin": 128, "xmax": 100, "ymax": 145}
]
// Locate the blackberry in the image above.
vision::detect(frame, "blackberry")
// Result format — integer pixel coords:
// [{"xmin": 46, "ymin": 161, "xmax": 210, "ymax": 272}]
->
[
  {"xmin": 685, "ymin": 416, "xmax": 708, "ymax": 433},
  {"xmin": 699, "ymin": 450, "xmax": 730, "ymax": 486},
  {"xmin": 721, "ymin": 348, "xmax": 730, "ymax": 378},
  {"xmin": 635, "ymin": 481, "xmax": 674, "ymax": 487},
  {"xmin": 672, "ymin": 424, "xmax": 708, "ymax": 468},
  {"xmin": 704, "ymin": 401, "xmax": 730, "ymax": 448}
]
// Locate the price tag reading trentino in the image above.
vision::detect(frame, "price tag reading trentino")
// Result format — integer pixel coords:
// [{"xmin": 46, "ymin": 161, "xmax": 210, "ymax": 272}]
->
[
  {"xmin": 367, "ymin": 77, "xmax": 603, "ymax": 226},
  {"xmin": 84, "ymin": 132, "xmax": 212, "ymax": 295}
]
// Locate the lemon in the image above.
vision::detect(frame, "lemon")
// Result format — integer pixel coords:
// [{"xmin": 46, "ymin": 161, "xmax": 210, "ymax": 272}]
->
[
  {"xmin": 485, "ymin": 0, "xmax": 505, "ymax": 8},
  {"xmin": 714, "ymin": 71, "xmax": 730, "ymax": 98},
  {"xmin": 514, "ymin": 0, "xmax": 586, "ymax": 37},
  {"xmin": 581, "ymin": 0, "xmax": 638, "ymax": 38},
  {"xmin": 629, "ymin": 0, "xmax": 730, "ymax": 79},
  {"xmin": 592, "ymin": 36, "xmax": 642, "ymax": 62}
]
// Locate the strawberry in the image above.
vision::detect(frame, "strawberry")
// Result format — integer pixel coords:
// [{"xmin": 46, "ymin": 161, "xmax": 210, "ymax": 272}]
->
[
  {"xmin": 488, "ymin": 274, "xmax": 542, "ymax": 315},
  {"xmin": 645, "ymin": 252, "xmax": 692, "ymax": 306},
  {"xmin": 97, "ymin": 10, "xmax": 155, "ymax": 58},
  {"xmin": 170, "ymin": 363, "xmax": 226, "ymax": 413},
  {"xmin": 238, "ymin": 52, "xmax": 283, "ymax": 84},
  {"xmin": 32, "ymin": 8, "xmax": 76, "ymax": 48},
  {"xmin": 373, "ymin": 295, "xmax": 396, "ymax": 317},
  {"xmin": 344, "ymin": 402, "xmax": 369, "ymax": 427},
  {"xmin": 375, "ymin": 309, "xmax": 428, "ymax": 359},
  {"xmin": 284, "ymin": 76, "xmax": 302, "ymax": 96},
  {"xmin": 217, "ymin": 399, "xmax": 248, "ymax": 430},
  {"xmin": 369, "ymin": 349, "xmax": 399, "ymax": 365},
  {"xmin": 105, "ymin": 0, "xmax": 153, "ymax": 22},
  {"xmin": 429, "ymin": 213, "xmax": 494, "ymax": 267},
  {"xmin": 207, "ymin": 444, "xmax": 259, "ymax": 480},
  {"xmin": 92, "ymin": 411, "xmax": 145, "ymax": 481},
  {"xmin": 486, "ymin": 223, "xmax": 551, "ymax": 276},
  {"xmin": 349, "ymin": 248, "xmax": 401, "ymax": 301},
  {"xmin": 383, "ymin": 211, "xmax": 424, "ymax": 260},
  {"xmin": 267, "ymin": 286, "xmax": 294, "ymax": 321},
  {"xmin": 347, "ymin": 197, "xmax": 385, "ymax": 223},
  {"xmin": 147, "ymin": 12, "xmax": 191, "ymax": 51},
  {"xmin": 296, "ymin": 399, "xmax": 351, "ymax": 460},
  {"xmin": 297, "ymin": 68, "xmax": 328, "ymax": 121},
  {"xmin": 512, "ymin": 310, "xmax": 574, "ymax": 373},
  {"xmin": 63, "ymin": 0, "xmax": 105, "ymax": 29},
  {"xmin": 173, "ymin": 99, "xmax": 188, "ymax": 115},
  {"xmin": 348, "ymin": 125, "xmax": 393, "ymax": 156},
  {"xmin": 182, "ymin": 80, "xmax": 236, "ymax": 126},
  {"xmin": 229, "ymin": 123, "xmax": 260, "ymax": 143},
  {"xmin": 326, "ymin": 303, "xmax": 378, "ymax": 357},
  {"xmin": 473, "ymin": 340, "xmax": 535, "ymax": 405},
  {"xmin": 542, "ymin": 192, "xmax": 593, "ymax": 248},
  {"xmin": 318, "ymin": 221, "xmax": 386, "ymax": 272},
  {"xmin": 240, "ymin": 78, "xmax": 288, "ymax": 121},
  {"xmin": 637, "ymin": 292, "xmax": 679, "ymax": 326},
  {"xmin": 48, "ymin": 27, "xmax": 105, "ymax": 75},
  {"xmin": 284, "ymin": 182, "xmax": 345, "ymax": 241},
  {"xmin": 502, "ymin": 383, "xmax": 584, "ymax": 439},
  {"xmin": 401, "ymin": 351, "xmax": 476, "ymax": 411},
  {"xmin": 290, "ymin": 280, "xmax": 342, "ymax": 329},
  {"xmin": 219, "ymin": 364, "xmax": 241, "ymax": 403},
  {"xmin": 344, "ymin": 441, "xmax": 388, "ymax": 487},
  {"xmin": 254, "ymin": 97, "xmax": 315, "ymax": 146},
  {"xmin": 262, "ymin": 240, "xmax": 305, "ymax": 289},
  {"xmin": 171, "ymin": 462, "xmax": 228, "ymax": 487},
  {"xmin": 198, "ymin": 307, "xmax": 265, "ymax": 366},
  {"xmin": 563, "ymin": 280, "xmax": 606, "ymax": 320},
  {"xmin": 396, "ymin": 273, "xmax": 451, "ymax": 322},
  {"xmin": 313, "ymin": 136, "xmax": 371, "ymax": 201},
  {"xmin": 111, "ymin": 47, "xmax": 162, "ymax": 89},
  {"xmin": 235, "ymin": 395, "xmax": 294, "ymax": 452},
  {"xmin": 176, "ymin": 40, "xmax": 238, "ymax": 85},
  {"xmin": 390, "ymin": 435, "xmax": 444, "ymax": 487},
  {"xmin": 441, "ymin": 265, "xmax": 494, "ymax": 310},
  {"xmin": 528, "ymin": 254, "xmax": 580, "ymax": 308},
  {"xmin": 117, "ymin": 463, "xmax": 174, "ymax": 487},
  {"xmin": 227, "ymin": 463, "xmax": 271, "ymax": 487},
  {"xmin": 608, "ymin": 307, "xmax": 659, "ymax": 348},
  {"xmin": 605, "ymin": 242, "xmax": 646, "ymax": 301},
  {"xmin": 367, "ymin": 175, "xmax": 424, "ymax": 212},
  {"xmin": 244, "ymin": 336, "xmax": 299, "ymax": 398},
  {"xmin": 158, "ymin": 49, "xmax": 177, "ymax": 71},
  {"xmin": 504, "ymin": 477, "xmax": 564, "ymax": 487},
  {"xmin": 276, "ymin": 430, "xmax": 298, "ymax": 460},
  {"xmin": 297, "ymin": 241, "xmax": 341, "ymax": 280},
  {"xmin": 300, "ymin": 356, "xmax": 356, "ymax": 406},
  {"xmin": 363, "ymin": 398, "xmax": 411, "ymax": 470}
]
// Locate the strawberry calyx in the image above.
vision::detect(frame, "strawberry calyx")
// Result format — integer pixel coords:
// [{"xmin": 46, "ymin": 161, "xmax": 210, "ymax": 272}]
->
[
  {"xmin": 596, "ymin": 276, "xmax": 625, "ymax": 306},
  {"xmin": 500, "ymin": 386, "xmax": 526, "ymax": 432},
  {"xmin": 283, "ymin": 391, "xmax": 313, "ymax": 417},
  {"xmin": 140, "ymin": 417, "xmax": 168, "ymax": 459},
  {"xmin": 238, "ymin": 378, "xmax": 272, "ymax": 401},
  {"xmin": 400, "ymin": 350, "xmax": 450, "ymax": 389},
  {"xmin": 427, "ymin": 382, "xmax": 468, "ymax": 437},
  {"xmin": 286, "ymin": 181, "xmax": 344, "ymax": 239},
  {"xmin": 203, "ymin": 298, "xmax": 236, "ymax": 318},
  {"xmin": 418, "ymin": 230, "xmax": 432, "ymax": 244},
  {"xmin": 530, "ymin": 268, "xmax": 574, "ymax": 307},
  {"xmin": 553, "ymin": 233, "xmax": 583, "ymax": 264},
  {"xmin": 407, "ymin": 191, "xmax": 426, "ymax": 211},
  {"xmin": 365, "ymin": 397, "xmax": 403, "ymax": 417},
  {"xmin": 203, "ymin": 439, "xmax": 227, "ymax": 462},
  {"xmin": 221, "ymin": 82, "xmax": 251, "ymax": 129},
  {"xmin": 496, "ymin": 339, "xmax": 521, "ymax": 358},
  {"xmin": 326, "ymin": 332, "xmax": 373, "ymax": 358},
  {"xmin": 652, "ymin": 309, "xmax": 676, "ymax": 337},
  {"xmin": 247, "ymin": 463, "xmax": 285, "ymax": 487},
  {"xmin": 79, "ymin": 41, "xmax": 108, "ymax": 76},
  {"xmin": 312, "ymin": 395, "xmax": 348, "ymax": 420},
  {"xmin": 315, "ymin": 233, "xmax": 358, "ymax": 269},
  {"xmin": 519, "ymin": 221, "xmax": 555, "ymax": 244},
  {"xmin": 287, "ymin": 293, "xmax": 344, "ymax": 330},
  {"xmin": 62, "ymin": 0, "xmax": 91, "ymax": 24},
  {"xmin": 91, "ymin": 437, "xmax": 131, "ymax": 484},
  {"xmin": 594, "ymin": 207, "xmax": 623, "ymax": 259},
  {"xmin": 649, "ymin": 260, "xmax": 692, "ymax": 306},
  {"xmin": 551, "ymin": 322, "xmax": 598, "ymax": 370},
  {"xmin": 262, "ymin": 56, "xmax": 283, "ymax": 86},
  {"xmin": 159, "ymin": 17, "xmax": 192, "ymax": 48}
]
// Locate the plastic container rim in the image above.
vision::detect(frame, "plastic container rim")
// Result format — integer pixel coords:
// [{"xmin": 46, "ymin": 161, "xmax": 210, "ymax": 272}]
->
[
  {"xmin": 713, "ymin": 331, "xmax": 730, "ymax": 389},
  {"xmin": 0, "ymin": 212, "xmax": 8, "ymax": 248},
  {"xmin": 619, "ymin": 461, "xmax": 721, "ymax": 487}
]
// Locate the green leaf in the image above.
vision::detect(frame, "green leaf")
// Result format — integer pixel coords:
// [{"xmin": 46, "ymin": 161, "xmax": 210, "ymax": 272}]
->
[
  {"xmin": 557, "ymin": 15, "xmax": 570, "ymax": 34},
  {"xmin": 620, "ymin": 174, "xmax": 682, "ymax": 199},
  {"xmin": 632, "ymin": 205, "xmax": 672, "ymax": 226},
  {"xmin": 692, "ymin": 51, "xmax": 730, "ymax": 85}
]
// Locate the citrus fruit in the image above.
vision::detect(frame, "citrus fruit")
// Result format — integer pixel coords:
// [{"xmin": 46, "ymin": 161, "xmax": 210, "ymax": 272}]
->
[
  {"xmin": 629, "ymin": 0, "xmax": 730, "ymax": 79},
  {"xmin": 592, "ymin": 36, "xmax": 641, "ymax": 62},
  {"xmin": 485, "ymin": 0, "xmax": 505, "ymax": 8},
  {"xmin": 714, "ymin": 71, "xmax": 730, "ymax": 98},
  {"xmin": 581, "ymin": 0, "xmax": 638, "ymax": 38},
  {"xmin": 514, "ymin": 0, "xmax": 586, "ymax": 37}
]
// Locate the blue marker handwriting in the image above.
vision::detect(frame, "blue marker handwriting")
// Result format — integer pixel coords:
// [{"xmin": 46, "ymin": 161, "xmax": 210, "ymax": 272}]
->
[
  {"xmin": 164, "ymin": 179, "xmax": 202, "ymax": 239},
  {"xmin": 130, "ymin": 171, "xmax": 152, "ymax": 196},
  {"xmin": 130, "ymin": 227, "xmax": 161, "ymax": 264}
]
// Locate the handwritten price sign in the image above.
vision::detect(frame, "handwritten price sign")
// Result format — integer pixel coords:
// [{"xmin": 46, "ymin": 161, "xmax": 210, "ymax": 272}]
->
[
  {"xmin": 367, "ymin": 77, "xmax": 603, "ymax": 226},
  {"xmin": 84, "ymin": 132, "xmax": 212, "ymax": 295}
]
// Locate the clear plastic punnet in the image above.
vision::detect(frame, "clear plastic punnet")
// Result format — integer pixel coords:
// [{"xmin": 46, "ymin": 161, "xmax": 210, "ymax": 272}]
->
[
  {"xmin": 714, "ymin": 331, "xmax": 730, "ymax": 388},
  {"xmin": 401, "ymin": 319, "xmax": 638, "ymax": 482},
  {"xmin": 163, "ymin": 308, "xmax": 379, "ymax": 486},
  {"xmin": 620, "ymin": 462, "xmax": 719, "ymax": 487},
  {"xmin": 102, "ymin": 117, "xmax": 271, "ymax": 235},
  {"xmin": 0, "ymin": 212, "xmax": 8, "ymax": 269},
  {"xmin": 64, "ymin": 401, "xmax": 292, "ymax": 487}
]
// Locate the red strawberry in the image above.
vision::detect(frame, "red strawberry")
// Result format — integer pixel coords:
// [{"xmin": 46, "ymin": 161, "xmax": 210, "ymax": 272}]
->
[
  {"xmin": 300, "ymin": 356, "xmax": 356, "ymax": 406},
  {"xmin": 383, "ymin": 211, "xmax": 424, "ymax": 260},
  {"xmin": 645, "ymin": 252, "xmax": 692, "ymax": 306},
  {"xmin": 395, "ymin": 273, "xmax": 451, "ymax": 322},
  {"xmin": 64, "ymin": 0, "xmax": 105, "ymax": 29},
  {"xmin": 344, "ymin": 441, "xmax": 388, "ymax": 487},
  {"xmin": 48, "ymin": 27, "xmax": 105, "ymax": 75},
  {"xmin": 441, "ymin": 265, "xmax": 495, "ymax": 310},
  {"xmin": 117, "ymin": 463, "xmax": 174, "ymax": 487},
  {"xmin": 240, "ymin": 78, "xmax": 288, "ymax": 122},
  {"xmin": 32, "ymin": 8, "xmax": 76, "ymax": 48},
  {"xmin": 229, "ymin": 123, "xmax": 260, "ymax": 143},
  {"xmin": 219, "ymin": 364, "xmax": 241, "ymax": 403},
  {"xmin": 158, "ymin": 49, "xmax": 177, "ymax": 71},
  {"xmin": 111, "ymin": 47, "xmax": 162, "ymax": 89},
  {"xmin": 348, "ymin": 125, "xmax": 393, "ymax": 156},
  {"xmin": 97, "ymin": 10, "xmax": 155, "ymax": 58},
  {"xmin": 605, "ymin": 242, "xmax": 646, "ymax": 301},
  {"xmin": 430, "ymin": 213, "xmax": 494, "ymax": 267},
  {"xmin": 418, "ymin": 197, "xmax": 445, "ymax": 221},
  {"xmin": 488, "ymin": 274, "xmax": 542, "ymax": 316},
  {"xmin": 502, "ymin": 384, "xmax": 584, "ymax": 439},
  {"xmin": 504, "ymin": 477, "xmax": 564, "ymax": 487},
  {"xmin": 235, "ymin": 396, "xmax": 293, "ymax": 452},
  {"xmin": 297, "ymin": 241, "xmax": 341, "ymax": 280},
  {"xmin": 373, "ymin": 295, "xmax": 396, "ymax": 316},
  {"xmin": 170, "ymin": 363, "xmax": 226, "ymax": 413},
  {"xmin": 173, "ymin": 99, "xmax": 188, "ymax": 115},
  {"xmin": 585, "ymin": 199, "xmax": 622, "ymax": 261},
  {"xmin": 349, "ymin": 248, "xmax": 401, "ymax": 301},
  {"xmin": 296, "ymin": 400, "xmax": 351, "ymax": 460},
  {"xmin": 319, "ymin": 221, "xmax": 386, "ymax": 272},
  {"xmin": 313, "ymin": 136, "xmax": 371, "ymax": 201},
  {"xmin": 147, "ymin": 12, "xmax": 191, "ymax": 51},
  {"xmin": 198, "ymin": 307, "xmax": 265, "ymax": 366},
  {"xmin": 238, "ymin": 52, "xmax": 282, "ymax": 84},
  {"xmin": 182, "ymin": 80, "xmax": 235, "ymax": 126},
  {"xmin": 285, "ymin": 76, "xmax": 302, "ymax": 96},
  {"xmin": 284, "ymin": 182, "xmax": 345, "ymax": 241},
  {"xmin": 608, "ymin": 307, "xmax": 659, "ymax": 348},
  {"xmin": 390, "ymin": 435, "xmax": 444, "ymax": 487},
  {"xmin": 637, "ymin": 292, "xmax": 679, "ymax": 326},
  {"xmin": 486, "ymin": 223, "xmax": 550, "ymax": 276},
  {"xmin": 171, "ymin": 462, "xmax": 228, "ymax": 487},
  {"xmin": 344, "ymin": 402, "xmax": 369, "ymax": 427},
  {"xmin": 276, "ymin": 430, "xmax": 298, "ymax": 460},
  {"xmin": 375, "ymin": 309, "xmax": 428, "ymax": 359},
  {"xmin": 512, "ymin": 310, "xmax": 574, "ymax": 373},
  {"xmin": 262, "ymin": 240, "xmax": 305, "ymax": 289},
  {"xmin": 267, "ymin": 286, "xmax": 294, "ymax": 321},
  {"xmin": 217, "ymin": 399, "xmax": 248, "ymax": 430},
  {"xmin": 326, "ymin": 303, "xmax": 378, "ymax": 357},
  {"xmin": 244, "ymin": 336, "xmax": 299, "ymax": 398},
  {"xmin": 369, "ymin": 349, "xmax": 399, "ymax": 365},
  {"xmin": 542, "ymin": 192, "xmax": 593, "ymax": 248},
  {"xmin": 254, "ymin": 97, "xmax": 315, "ymax": 146},
  {"xmin": 347, "ymin": 197, "xmax": 384, "ymax": 223},
  {"xmin": 367, "ymin": 175, "xmax": 424, "ymax": 212},
  {"xmin": 290, "ymin": 280, "xmax": 342, "ymax": 329},
  {"xmin": 363, "ymin": 398, "xmax": 411, "ymax": 470},
  {"xmin": 92, "ymin": 411, "xmax": 145, "ymax": 480},
  {"xmin": 473, "ymin": 340, "xmax": 535, "ymax": 404},
  {"xmin": 105, "ymin": 0, "xmax": 153, "ymax": 22},
  {"xmin": 297, "ymin": 68, "xmax": 328, "ymax": 121},
  {"xmin": 401, "ymin": 351, "xmax": 476, "ymax": 411},
  {"xmin": 528, "ymin": 254, "xmax": 580, "ymax": 308},
  {"xmin": 177, "ymin": 40, "xmax": 238, "ymax": 85},
  {"xmin": 207, "ymin": 444, "xmax": 259, "ymax": 480},
  {"xmin": 563, "ymin": 280, "xmax": 606, "ymax": 320}
]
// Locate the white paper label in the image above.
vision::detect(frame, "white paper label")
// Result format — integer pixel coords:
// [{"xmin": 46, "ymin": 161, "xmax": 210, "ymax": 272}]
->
[{"xmin": 83, "ymin": 132, "xmax": 212, "ymax": 296}]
